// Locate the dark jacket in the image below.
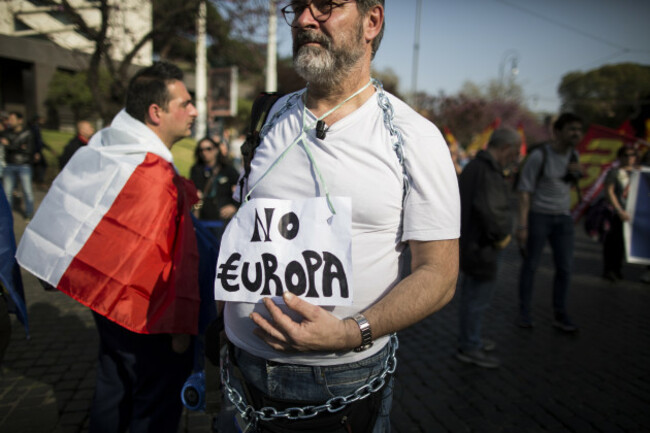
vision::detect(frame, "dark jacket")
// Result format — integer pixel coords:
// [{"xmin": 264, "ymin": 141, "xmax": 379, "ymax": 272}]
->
[
  {"xmin": 459, "ymin": 149, "xmax": 513, "ymax": 281},
  {"xmin": 190, "ymin": 163, "xmax": 239, "ymax": 221},
  {"xmin": 59, "ymin": 135, "xmax": 87, "ymax": 169},
  {"xmin": 3, "ymin": 127, "xmax": 34, "ymax": 165}
]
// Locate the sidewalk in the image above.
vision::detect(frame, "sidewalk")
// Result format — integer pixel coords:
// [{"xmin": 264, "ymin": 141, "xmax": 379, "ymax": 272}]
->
[{"xmin": 1, "ymin": 187, "xmax": 649, "ymax": 432}]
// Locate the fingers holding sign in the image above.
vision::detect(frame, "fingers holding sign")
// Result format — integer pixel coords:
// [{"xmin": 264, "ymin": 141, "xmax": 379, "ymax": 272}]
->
[{"xmin": 250, "ymin": 292, "xmax": 358, "ymax": 353}]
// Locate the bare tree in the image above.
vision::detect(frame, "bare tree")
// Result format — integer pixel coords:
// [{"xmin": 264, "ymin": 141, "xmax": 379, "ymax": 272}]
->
[{"xmin": 37, "ymin": 0, "xmax": 268, "ymax": 123}]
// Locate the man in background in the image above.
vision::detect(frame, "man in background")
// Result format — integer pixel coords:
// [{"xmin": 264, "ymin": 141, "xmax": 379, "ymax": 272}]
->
[
  {"xmin": 516, "ymin": 113, "xmax": 584, "ymax": 332},
  {"xmin": 17, "ymin": 62, "xmax": 200, "ymax": 433},
  {"xmin": 457, "ymin": 128, "xmax": 520, "ymax": 368},
  {"xmin": 1, "ymin": 112, "xmax": 35, "ymax": 219},
  {"xmin": 59, "ymin": 120, "xmax": 95, "ymax": 169}
]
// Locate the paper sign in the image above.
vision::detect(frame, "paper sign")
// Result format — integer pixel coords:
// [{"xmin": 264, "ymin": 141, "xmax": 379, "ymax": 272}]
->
[{"xmin": 215, "ymin": 197, "xmax": 353, "ymax": 305}]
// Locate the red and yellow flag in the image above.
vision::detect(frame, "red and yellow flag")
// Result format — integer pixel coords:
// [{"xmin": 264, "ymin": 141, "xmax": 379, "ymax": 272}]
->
[
  {"xmin": 517, "ymin": 122, "xmax": 527, "ymax": 157},
  {"xmin": 443, "ymin": 126, "xmax": 459, "ymax": 150},
  {"xmin": 571, "ymin": 124, "xmax": 641, "ymax": 220},
  {"xmin": 466, "ymin": 118, "xmax": 501, "ymax": 155}
]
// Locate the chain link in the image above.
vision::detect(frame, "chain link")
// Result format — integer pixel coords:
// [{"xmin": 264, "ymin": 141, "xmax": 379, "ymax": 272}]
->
[
  {"xmin": 259, "ymin": 81, "xmax": 409, "ymax": 202},
  {"xmin": 225, "ymin": 78, "xmax": 406, "ymax": 427},
  {"xmin": 221, "ymin": 334, "xmax": 398, "ymax": 424},
  {"xmin": 373, "ymin": 78, "xmax": 410, "ymax": 199},
  {"xmin": 259, "ymin": 92, "xmax": 303, "ymax": 139}
]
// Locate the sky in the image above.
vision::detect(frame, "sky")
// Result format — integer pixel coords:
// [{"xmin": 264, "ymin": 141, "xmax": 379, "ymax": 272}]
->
[{"xmin": 275, "ymin": 0, "xmax": 650, "ymax": 113}]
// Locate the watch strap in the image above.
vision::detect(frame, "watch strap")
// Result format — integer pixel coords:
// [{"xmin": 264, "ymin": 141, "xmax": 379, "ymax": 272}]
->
[{"xmin": 351, "ymin": 313, "xmax": 373, "ymax": 352}]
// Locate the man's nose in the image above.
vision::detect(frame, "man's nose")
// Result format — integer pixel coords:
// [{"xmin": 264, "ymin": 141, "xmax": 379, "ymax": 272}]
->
[{"xmin": 294, "ymin": 3, "xmax": 320, "ymax": 28}]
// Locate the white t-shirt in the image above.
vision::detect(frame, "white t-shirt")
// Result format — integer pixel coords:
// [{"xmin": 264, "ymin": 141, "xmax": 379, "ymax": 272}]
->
[{"xmin": 225, "ymin": 89, "xmax": 460, "ymax": 365}]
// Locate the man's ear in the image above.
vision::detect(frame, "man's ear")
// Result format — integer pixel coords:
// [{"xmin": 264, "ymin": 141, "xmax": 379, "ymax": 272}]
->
[
  {"xmin": 147, "ymin": 104, "xmax": 162, "ymax": 126},
  {"xmin": 364, "ymin": 4, "xmax": 383, "ymax": 43}
]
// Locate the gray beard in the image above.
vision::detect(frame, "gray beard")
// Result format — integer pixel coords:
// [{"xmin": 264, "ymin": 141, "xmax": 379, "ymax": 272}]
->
[
  {"xmin": 293, "ymin": 29, "xmax": 365, "ymax": 87},
  {"xmin": 294, "ymin": 46, "xmax": 338, "ymax": 87}
]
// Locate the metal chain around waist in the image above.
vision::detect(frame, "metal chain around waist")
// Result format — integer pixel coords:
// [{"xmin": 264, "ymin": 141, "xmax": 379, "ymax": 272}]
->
[{"xmin": 221, "ymin": 334, "xmax": 399, "ymax": 423}]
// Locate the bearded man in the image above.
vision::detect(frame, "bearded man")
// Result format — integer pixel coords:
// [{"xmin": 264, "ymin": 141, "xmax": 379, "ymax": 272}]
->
[{"xmin": 215, "ymin": 1, "xmax": 460, "ymax": 431}]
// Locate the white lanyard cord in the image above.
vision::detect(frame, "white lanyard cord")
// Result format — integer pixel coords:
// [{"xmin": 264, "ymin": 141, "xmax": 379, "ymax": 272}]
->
[{"xmin": 244, "ymin": 79, "xmax": 373, "ymax": 215}]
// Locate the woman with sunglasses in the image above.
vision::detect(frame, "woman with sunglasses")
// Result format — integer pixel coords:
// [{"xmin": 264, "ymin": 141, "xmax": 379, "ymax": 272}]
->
[{"xmin": 190, "ymin": 137, "xmax": 239, "ymax": 225}]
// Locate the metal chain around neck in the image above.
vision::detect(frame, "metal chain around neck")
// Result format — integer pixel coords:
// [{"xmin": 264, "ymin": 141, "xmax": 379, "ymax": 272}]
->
[
  {"xmin": 259, "ymin": 92, "xmax": 302, "ymax": 139},
  {"xmin": 372, "ymin": 78, "xmax": 410, "ymax": 199},
  {"xmin": 221, "ymin": 334, "xmax": 398, "ymax": 426},
  {"xmin": 251, "ymin": 78, "xmax": 409, "ymax": 205}
]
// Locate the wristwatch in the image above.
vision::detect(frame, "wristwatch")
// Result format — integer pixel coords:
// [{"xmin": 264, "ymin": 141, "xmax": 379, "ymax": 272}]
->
[{"xmin": 351, "ymin": 314, "xmax": 373, "ymax": 352}]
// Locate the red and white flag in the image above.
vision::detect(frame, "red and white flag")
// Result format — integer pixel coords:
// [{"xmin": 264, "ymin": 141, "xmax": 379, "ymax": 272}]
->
[{"xmin": 17, "ymin": 110, "xmax": 200, "ymax": 335}]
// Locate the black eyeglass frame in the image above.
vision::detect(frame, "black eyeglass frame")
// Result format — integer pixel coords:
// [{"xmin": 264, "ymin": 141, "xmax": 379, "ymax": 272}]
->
[{"xmin": 280, "ymin": 1, "xmax": 356, "ymax": 28}]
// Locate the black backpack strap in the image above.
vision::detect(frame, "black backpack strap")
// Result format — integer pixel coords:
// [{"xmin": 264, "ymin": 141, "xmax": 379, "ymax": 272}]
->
[
  {"xmin": 239, "ymin": 92, "xmax": 282, "ymax": 202},
  {"xmin": 537, "ymin": 144, "xmax": 548, "ymax": 184}
]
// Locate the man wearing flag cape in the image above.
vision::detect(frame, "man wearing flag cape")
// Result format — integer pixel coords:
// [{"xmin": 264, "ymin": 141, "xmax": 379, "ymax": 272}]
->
[
  {"xmin": 17, "ymin": 62, "xmax": 200, "ymax": 433},
  {"xmin": 214, "ymin": 1, "xmax": 460, "ymax": 431}
]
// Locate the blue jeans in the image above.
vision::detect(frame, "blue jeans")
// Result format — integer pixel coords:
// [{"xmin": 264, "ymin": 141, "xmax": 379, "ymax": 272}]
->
[
  {"xmin": 216, "ymin": 342, "xmax": 394, "ymax": 432},
  {"xmin": 458, "ymin": 269, "xmax": 499, "ymax": 352},
  {"xmin": 3, "ymin": 164, "xmax": 34, "ymax": 218},
  {"xmin": 518, "ymin": 212, "xmax": 574, "ymax": 320}
]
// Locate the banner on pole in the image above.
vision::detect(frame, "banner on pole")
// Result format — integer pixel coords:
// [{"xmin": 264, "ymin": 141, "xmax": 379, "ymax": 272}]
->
[{"xmin": 624, "ymin": 168, "xmax": 650, "ymax": 265}]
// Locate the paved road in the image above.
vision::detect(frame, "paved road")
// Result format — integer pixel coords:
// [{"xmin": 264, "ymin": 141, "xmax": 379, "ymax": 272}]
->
[{"xmin": 2, "ymin": 188, "xmax": 649, "ymax": 432}]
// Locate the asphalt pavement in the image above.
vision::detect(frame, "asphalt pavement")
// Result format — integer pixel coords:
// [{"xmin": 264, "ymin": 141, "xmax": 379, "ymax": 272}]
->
[{"xmin": 1, "ymin": 187, "xmax": 649, "ymax": 433}]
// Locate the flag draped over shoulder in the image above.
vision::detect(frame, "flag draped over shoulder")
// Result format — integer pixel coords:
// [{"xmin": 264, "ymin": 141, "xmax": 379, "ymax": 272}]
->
[
  {"xmin": 0, "ymin": 184, "xmax": 29, "ymax": 337},
  {"xmin": 16, "ymin": 110, "xmax": 200, "ymax": 335},
  {"xmin": 571, "ymin": 124, "xmax": 644, "ymax": 220}
]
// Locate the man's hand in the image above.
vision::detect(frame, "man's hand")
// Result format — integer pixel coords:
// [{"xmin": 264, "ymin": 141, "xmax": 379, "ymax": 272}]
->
[
  {"xmin": 250, "ymin": 292, "xmax": 358, "ymax": 352},
  {"xmin": 494, "ymin": 234, "xmax": 512, "ymax": 250},
  {"xmin": 516, "ymin": 227, "xmax": 528, "ymax": 257},
  {"xmin": 171, "ymin": 333, "xmax": 191, "ymax": 353},
  {"xmin": 516, "ymin": 227, "xmax": 527, "ymax": 245},
  {"xmin": 618, "ymin": 209, "xmax": 631, "ymax": 222},
  {"xmin": 567, "ymin": 161, "xmax": 583, "ymax": 177},
  {"xmin": 219, "ymin": 204, "xmax": 237, "ymax": 220}
]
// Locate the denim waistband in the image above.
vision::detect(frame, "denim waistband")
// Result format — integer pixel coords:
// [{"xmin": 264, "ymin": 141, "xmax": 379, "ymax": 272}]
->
[{"xmin": 233, "ymin": 339, "xmax": 391, "ymax": 372}]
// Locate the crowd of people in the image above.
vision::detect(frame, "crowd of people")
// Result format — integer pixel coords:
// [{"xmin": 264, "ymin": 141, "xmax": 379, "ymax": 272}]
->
[
  {"xmin": 454, "ymin": 113, "xmax": 650, "ymax": 370},
  {"xmin": 2, "ymin": 0, "xmax": 649, "ymax": 432}
]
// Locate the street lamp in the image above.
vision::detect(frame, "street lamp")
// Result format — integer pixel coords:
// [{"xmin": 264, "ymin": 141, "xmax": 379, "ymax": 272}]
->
[{"xmin": 499, "ymin": 49, "xmax": 519, "ymax": 98}]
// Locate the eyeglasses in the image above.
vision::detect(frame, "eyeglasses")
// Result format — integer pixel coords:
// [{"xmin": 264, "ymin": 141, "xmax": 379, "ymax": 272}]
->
[
  {"xmin": 281, "ymin": 1, "xmax": 356, "ymax": 27},
  {"xmin": 199, "ymin": 147, "xmax": 215, "ymax": 152}
]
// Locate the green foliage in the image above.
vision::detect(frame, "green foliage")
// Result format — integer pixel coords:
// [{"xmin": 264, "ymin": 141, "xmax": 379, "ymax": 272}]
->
[
  {"xmin": 152, "ymin": 0, "xmax": 265, "ymax": 77},
  {"xmin": 46, "ymin": 70, "xmax": 110, "ymax": 122},
  {"xmin": 415, "ymin": 81, "xmax": 547, "ymax": 148},
  {"xmin": 171, "ymin": 137, "xmax": 197, "ymax": 178},
  {"xmin": 224, "ymin": 98, "xmax": 254, "ymax": 134},
  {"xmin": 559, "ymin": 63, "xmax": 650, "ymax": 129},
  {"xmin": 372, "ymin": 67, "xmax": 402, "ymax": 99}
]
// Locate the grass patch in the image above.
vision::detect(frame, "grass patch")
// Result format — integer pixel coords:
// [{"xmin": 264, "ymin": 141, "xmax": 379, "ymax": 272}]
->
[
  {"xmin": 40, "ymin": 129, "xmax": 197, "ymax": 180},
  {"xmin": 172, "ymin": 137, "xmax": 197, "ymax": 178}
]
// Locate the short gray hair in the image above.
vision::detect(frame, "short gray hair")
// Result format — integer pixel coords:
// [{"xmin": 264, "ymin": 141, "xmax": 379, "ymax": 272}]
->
[
  {"xmin": 356, "ymin": 0, "xmax": 384, "ymax": 59},
  {"xmin": 487, "ymin": 128, "xmax": 521, "ymax": 150}
]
